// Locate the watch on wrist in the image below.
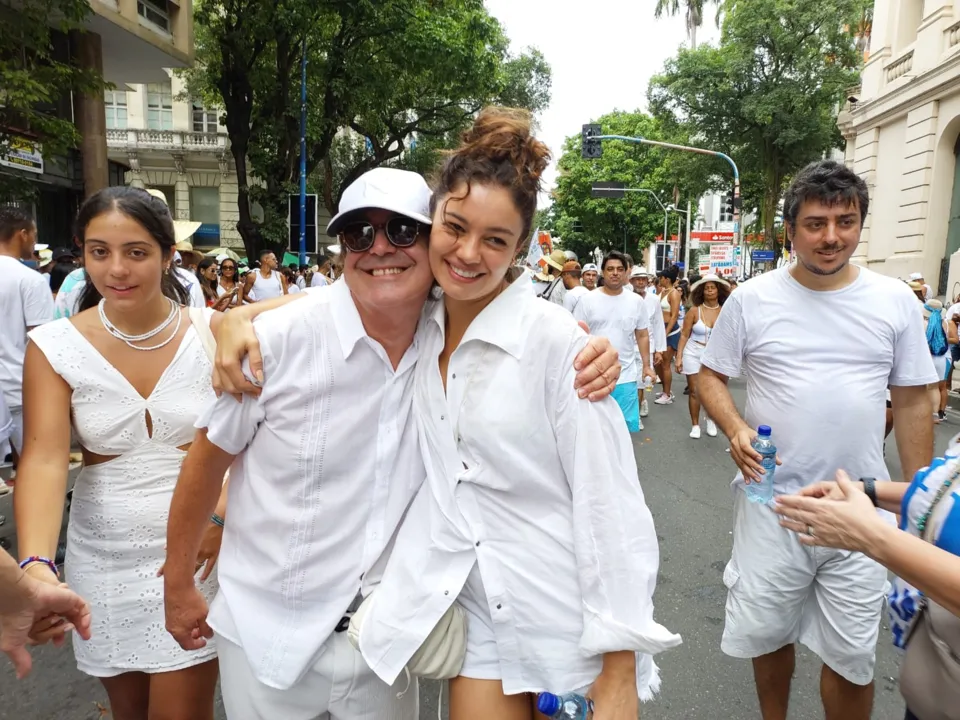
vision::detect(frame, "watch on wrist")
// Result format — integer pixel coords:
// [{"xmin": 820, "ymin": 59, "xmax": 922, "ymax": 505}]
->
[{"xmin": 861, "ymin": 477, "xmax": 878, "ymax": 507}]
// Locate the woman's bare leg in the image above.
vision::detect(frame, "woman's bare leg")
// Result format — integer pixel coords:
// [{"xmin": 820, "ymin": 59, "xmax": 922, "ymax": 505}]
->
[
  {"xmin": 100, "ymin": 672, "xmax": 151, "ymax": 720},
  {"xmin": 449, "ymin": 677, "xmax": 533, "ymax": 720},
  {"xmin": 147, "ymin": 659, "xmax": 219, "ymax": 720}
]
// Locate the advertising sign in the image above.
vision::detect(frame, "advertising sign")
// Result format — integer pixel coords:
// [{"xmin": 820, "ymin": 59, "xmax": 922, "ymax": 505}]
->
[
  {"xmin": 709, "ymin": 244, "xmax": 739, "ymax": 277},
  {"xmin": 752, "ymin": 250, "xmax": 776, "ymax": 262},
  {"xmin": 691, "ymin": 230, "xmax": 735, "ymax": 244},
  {"xmin": 0, "ymin": 137, "xmax": 43, "ymax": 175}
]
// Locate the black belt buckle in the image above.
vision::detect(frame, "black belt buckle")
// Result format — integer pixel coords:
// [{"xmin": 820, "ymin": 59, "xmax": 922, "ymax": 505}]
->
[{"xmin": 335, "ymin": 614, "xmax": 352, "ymax": 633}]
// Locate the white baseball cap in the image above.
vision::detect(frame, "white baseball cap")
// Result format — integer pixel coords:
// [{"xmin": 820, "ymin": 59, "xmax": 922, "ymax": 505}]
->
[
  {"xmin": 582, "ymin": 263, "xmax": 599, "ymax": 273},
  {"xmin": 909, "ymin": 272, "xmax": 923, "ymax": 281},
  {"xmin": 326, "ymin": 168, "xmax": 433, "ymax": 237}
]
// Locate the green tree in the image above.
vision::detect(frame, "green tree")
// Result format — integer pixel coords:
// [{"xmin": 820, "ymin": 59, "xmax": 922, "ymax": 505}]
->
[
  {"xmin": 549, "ymin": 109, "xmax": 725, "ymax": 261},
  {"xmin": 183, "ymin": 0, "xmax": 551, "ymax": 258},
  {"xmin": 649, "ymin": 0, "xmax": 866, "ymax": 255},
  {"xmin": 0, "ymin": 0, "xmax": 103, "ymax": 201}
]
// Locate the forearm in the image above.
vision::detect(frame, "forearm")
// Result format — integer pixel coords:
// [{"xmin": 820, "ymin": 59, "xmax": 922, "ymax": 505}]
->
[
  {"xmin": 698, "ymin": 367, "xmax": 748, "ymax": 438},
  {"xmin": 600, "ymin": 649, "xmax": 636, "ymax": 678},
  {"xmin": 0, "ymin": 552, "xmax": 29, "ymax": 613},
  {"xmin": 14, "ymin": 459, "xmax": 68, "ymax": 563},
  {"xmin": 874, "ymin": 480, "xmax": 909, "ymax": 514},
  {"xmin": 870, "ymin": 523, "xmax": 960, "ymax": 616},
  {"xmin": 165, "ymin": 434, "xmax": 233, "ymax": 589},
  {"xmin": 636, "ymin": 330, "xmax": 651, "ymax": 371},
  {"xmin": 676, "ymin": 330, "xmax": 690, "ymax": 359},
  {"xmin": 891, "ymin": 387, "xmax": 934, "ymax": 482},
  {"xmin": 213, "ymin": 473, "xmax": 230, "ymax": 518}
]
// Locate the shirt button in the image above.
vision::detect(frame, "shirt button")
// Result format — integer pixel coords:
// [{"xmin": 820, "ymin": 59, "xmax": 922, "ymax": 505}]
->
[
  {"xmin": 444, "ymin": 590, "xmax": 449, "ymax": 596},
  {"xmin": 441, "ymin": 415, "xmax": 445, "ymax": 421},
  {"xmin": 452, "ymin": 373, "xmax": 457, "ymax": 379},
  {"xmin": 475, "ymin": 541, "xmax": 480, "ymax": 547},
  {"xmin": 496, "ymin": 603, "xmax": 502, "ymax": 610}
]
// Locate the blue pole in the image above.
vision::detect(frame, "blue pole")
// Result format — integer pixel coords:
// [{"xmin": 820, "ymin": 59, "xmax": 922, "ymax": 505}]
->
[{"xmin": 298, "ymin": 37, "xmax": 308, "ymax": 266}]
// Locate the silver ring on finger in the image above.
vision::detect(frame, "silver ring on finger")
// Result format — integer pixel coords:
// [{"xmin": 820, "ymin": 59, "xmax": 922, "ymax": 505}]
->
[{"xmin": 806, "ymin": 525, "xmax": 815, "ymax": 537}]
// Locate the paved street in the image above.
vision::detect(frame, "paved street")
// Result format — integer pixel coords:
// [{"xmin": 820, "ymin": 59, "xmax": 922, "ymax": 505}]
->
[{"xmin": 0, "ymin": 378, "xmax": 948, "ymax": 719}]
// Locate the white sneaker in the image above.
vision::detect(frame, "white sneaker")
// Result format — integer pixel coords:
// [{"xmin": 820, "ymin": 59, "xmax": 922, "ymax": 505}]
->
[
  {"xmin": 654, "ymin": 393, "xmax": 674, "ymax": 405},
  {"xmin": 706, "ymin": 419, "xmax": 718, "ymax": 437},
  {"xmin": 689, "ymin": 425, "xmax": 701, "ymax": 439},
  {"xmin": 637, "ymin": 418, "xmax": 644, "ymax": 431},
  {"xmin": 640, "ymin": 400, "xmax": 649, "ymax": 417}
]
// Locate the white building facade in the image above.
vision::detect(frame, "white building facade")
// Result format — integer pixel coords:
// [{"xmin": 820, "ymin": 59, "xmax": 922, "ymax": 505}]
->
[
  {"xmin": 839, "ymin": 0, "xmax": 960, "ymax": 296},
  {"xmin": 106, "ymin": 70, "xmax": 243, "ymax": 248}
]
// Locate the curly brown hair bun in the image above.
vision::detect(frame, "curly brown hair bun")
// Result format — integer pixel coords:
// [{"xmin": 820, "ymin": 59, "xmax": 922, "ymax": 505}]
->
[{"xmin": 431, "ymin": 107, "xmax": 551, "ymax": 257}]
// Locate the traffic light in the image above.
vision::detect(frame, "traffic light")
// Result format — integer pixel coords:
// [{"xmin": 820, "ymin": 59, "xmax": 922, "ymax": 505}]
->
[
  {"xmin": 581, "ymin": 124, "xmax": 602, "ymax": 159},
  {"xmin": 720, "ymin": 191, "xmax": 735, "ymax": 223}
]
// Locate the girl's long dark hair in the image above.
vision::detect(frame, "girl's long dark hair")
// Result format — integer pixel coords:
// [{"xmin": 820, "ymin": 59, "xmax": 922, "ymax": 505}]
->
[
  {"xmin": 196, "ymin": 256, "xmax": 219, "ymax": 304},
  {"xmin": 75, "ymin": 187, "xmax": 188, "ymax": 312}
]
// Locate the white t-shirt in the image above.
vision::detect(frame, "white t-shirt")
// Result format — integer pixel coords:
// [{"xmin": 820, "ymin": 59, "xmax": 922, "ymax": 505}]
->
[
  {"xmin": 311, "ymin": 272, "xmax": 329, "ymax": 288},
  {"xmin": 0, "ymin": 256, "xmax": 54, "ymax": 408},
  {"xmin": 574, "ymin": 288, "xmax": 649, "ymax": 383},
  {"xmin": 701, "ymin": 266, "xmax": 939, "ymax": 497},
  {"xmin": 562, "ymin": 285, "xmax": 589, "ymax": 314}
]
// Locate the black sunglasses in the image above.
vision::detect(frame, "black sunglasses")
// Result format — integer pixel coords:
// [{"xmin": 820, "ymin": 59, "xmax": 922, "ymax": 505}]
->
[{"xmin": 339, "ymin": 216, "xmax": 423, "ymax": 253}]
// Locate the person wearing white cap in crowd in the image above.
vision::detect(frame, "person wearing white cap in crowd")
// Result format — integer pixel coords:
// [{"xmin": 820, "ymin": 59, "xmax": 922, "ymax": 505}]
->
[
  {"xmin": 910, "ymin": 271, "xmax": 933, "ymax": 301},
  {"xmin": 630, "ymin": 266, "xmax": 667, "ymax": 419},
  {"xmin": 54, "ymin": 189, "xmax": 205, "ymax": 316},
  {"xmin": 163, "ymin": 165, "xmax": 619, "ymax": 720},
  {"xmin": 676, "ymin": 274, "xmax": 730, "ymax": 439},
  {"xmin": 0, "ymin": 207, "xmax": 53, "ymax": 464},
  {"xmin": 581, "ymin": 262, "xmax": 599, "ymax": 290}
]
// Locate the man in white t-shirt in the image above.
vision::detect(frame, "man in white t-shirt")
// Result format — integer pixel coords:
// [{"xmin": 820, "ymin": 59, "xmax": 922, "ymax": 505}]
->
[
  {"xmin": 560, "ymin": 259, "xmax": 588, "ymax": 313},
  {"xmin": 699, "ymin": 160, "xmax": 937, "ymax": 720},
  {"xmin": 630, "ymin": 267, "xmax": 667, "ymax": 418},
  {"xmin": 0, "ymin": 208, "xmax": 54, "ymax": 457},
  {"xmin": 311, "ymin": 257, "xmax": 332, "ymax": 287},
  {"xmin": 581, "ymin": 263, "xmax": 599, "ymax": 290},
  {"xmin": 575, "ymin": 250, "xmax": 654, "ymax": 432}
]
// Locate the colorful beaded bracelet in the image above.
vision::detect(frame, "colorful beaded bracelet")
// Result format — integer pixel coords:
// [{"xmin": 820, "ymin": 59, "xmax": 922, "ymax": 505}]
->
[{"xmin": 18, "ymin": 555, "xmax": 59, "ymax": 577}]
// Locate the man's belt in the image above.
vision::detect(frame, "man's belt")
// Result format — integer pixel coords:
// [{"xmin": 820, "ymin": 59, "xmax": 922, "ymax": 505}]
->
[{"xmin": 334, "ymin": 592, "xmax": 364, "ymax": 633}]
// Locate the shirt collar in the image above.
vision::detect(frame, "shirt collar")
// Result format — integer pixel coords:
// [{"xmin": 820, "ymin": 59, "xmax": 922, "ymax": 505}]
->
[
  {"xmin": 427, "ymin": 275, "xmax": 530, "ymax": 359},
  {"xmin": 329, "ymin": 277, "xmax": 367, "ymax": 359}
]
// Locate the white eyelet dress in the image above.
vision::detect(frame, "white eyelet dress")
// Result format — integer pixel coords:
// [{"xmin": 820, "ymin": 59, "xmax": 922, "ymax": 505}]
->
[{"xmin": 28, "ymin": 313, "xmax": 219, "ymax": 677}]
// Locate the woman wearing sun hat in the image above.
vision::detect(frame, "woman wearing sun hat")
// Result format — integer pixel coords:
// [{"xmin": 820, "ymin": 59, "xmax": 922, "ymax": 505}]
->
[{"xmin": 676, "ymin": 273, "xmax": 731, "ymax": 439}]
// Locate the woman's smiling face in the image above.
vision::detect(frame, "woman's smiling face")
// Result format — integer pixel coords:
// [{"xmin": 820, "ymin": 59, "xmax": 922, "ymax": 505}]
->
[{"xmin": 428, "ymin": 182, "xmax": 524, "ymax": 304}]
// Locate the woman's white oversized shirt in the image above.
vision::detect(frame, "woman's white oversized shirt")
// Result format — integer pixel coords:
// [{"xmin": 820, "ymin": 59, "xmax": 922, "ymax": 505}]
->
[{"xmin": 359, "ymin": 277, "xmax": 681, "ymax": 697}]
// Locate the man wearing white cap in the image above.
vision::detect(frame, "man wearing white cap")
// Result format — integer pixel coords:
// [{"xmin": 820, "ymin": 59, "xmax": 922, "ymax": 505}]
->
[
  {"xmin": 909, "ymin": 271, "xmax": 932, "ymax": 301},
  {"xmin": 630, "ymin": 266, "xmax": 667, "ymax": 418},
  {"xmin": 163, "ymin": 167, "xmax": 618, "ymax": 719},
  {"xmin": 0, "ymin": 207, "xmax": 53, "ymax": 462},
  {"xmin": 581, "ymin": 262, "xmax": 599, "ymax": 290}
]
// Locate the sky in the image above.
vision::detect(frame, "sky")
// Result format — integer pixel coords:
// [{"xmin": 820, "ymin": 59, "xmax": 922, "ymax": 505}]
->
[{"xmin": 483, "ymin": 0, "xmax": 721, "ymax": 206}]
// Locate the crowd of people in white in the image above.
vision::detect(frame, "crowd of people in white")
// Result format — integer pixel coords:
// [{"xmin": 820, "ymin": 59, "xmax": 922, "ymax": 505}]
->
[{"xmin": 0, "ymin": 108, "xmax": 958, "ymax": 720}]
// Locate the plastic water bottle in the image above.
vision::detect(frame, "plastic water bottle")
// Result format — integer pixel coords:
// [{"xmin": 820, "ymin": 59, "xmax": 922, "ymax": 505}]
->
[
  {"xmin": 537, "ymin": 692, "xmax": 594, "ymax": 720},
  {"xmin": 644, "ymin": 375, "xmax": 654, "ymax": 392},
  {"xmin": 745, "ymin": 425, "xmax": 776, "ymax": 504}
]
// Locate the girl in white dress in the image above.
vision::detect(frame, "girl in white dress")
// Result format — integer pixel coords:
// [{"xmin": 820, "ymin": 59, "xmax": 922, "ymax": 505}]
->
[{"xmin": 15, "ymin": 187, "xmax": 224, "ymax": 720}]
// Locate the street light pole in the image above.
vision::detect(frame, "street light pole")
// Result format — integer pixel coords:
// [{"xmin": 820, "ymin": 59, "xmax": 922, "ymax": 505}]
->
[
  {"xmin": 684, "ymin": 199, "xmax": 692, "ymax": 277},
  {"xmin": 593, "ymin": 134, "xmax": 742, "ymax": 276},
  {"xmin": 298, "ymin": 37, "xmax": 308, "ymax": 266},
  {"xmin": 591, "ymin": 185, "xmax": 668, "ymax": 275}
]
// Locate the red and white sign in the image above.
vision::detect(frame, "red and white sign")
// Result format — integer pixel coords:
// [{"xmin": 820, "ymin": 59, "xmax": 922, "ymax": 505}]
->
[{"xmin": 691, "ymin": 231, "xmax": 735, "ymax": 244}]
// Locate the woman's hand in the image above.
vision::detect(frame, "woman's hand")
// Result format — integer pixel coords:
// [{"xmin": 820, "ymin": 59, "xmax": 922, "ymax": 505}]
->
[
  {"xmin": 573, "ymin": 327, "xmax": 621, "ymax": 401},
  {"xmin": 775, "ymin": 470, "xmax": 885, "ymax": 552},
  {"xmin": 588, "ymin": 651, "xmax": 637, "ymax": 720},
  {"xmin": 212, "ymin": 308, "xmax": 263, "ymax": 397},
  {"xmin": 20, "ymin": 565, "xmax": 74, "ymax": 647},
  {"xmin": 1, "ymin": 570, "xmax": 91, "ymax": 678},
  {"xmin": 675, "ymin": 356, "xmax": 684, "ymax": 374},
  {"xmin": 194, "ymin": 522, "xmax": 223, "ymax": 582}
]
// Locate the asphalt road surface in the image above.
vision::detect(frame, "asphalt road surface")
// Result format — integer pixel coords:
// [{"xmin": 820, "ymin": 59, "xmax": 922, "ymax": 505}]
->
[{"xmin": 0, "ymin": 378, "xmax": 948, "ymax": 719}]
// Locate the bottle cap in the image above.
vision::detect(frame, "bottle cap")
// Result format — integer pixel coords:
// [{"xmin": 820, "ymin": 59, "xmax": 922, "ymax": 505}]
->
[
  {"xmin": 757, "ymin": 425, "xmax": 772, "ymax": 436},
  {"xmin": 537, "ymin": 693, "xmax": 561, "ymax": 715}
]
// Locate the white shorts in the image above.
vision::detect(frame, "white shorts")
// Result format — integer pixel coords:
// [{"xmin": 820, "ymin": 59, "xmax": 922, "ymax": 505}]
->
[
  {"xmin": 721, "ymin": 490, "xmax": 887, "ymax": 685},
  {"xmin": 457, "ymin": 562, "xmax": 501, "ymax": 680},
  {"xmin": 218, "ymin": 631, "xmax": 418, "ymax": 720},
  {"xmin": 682, "ymin": 341, "xmax": 705, "ymax": 375}
]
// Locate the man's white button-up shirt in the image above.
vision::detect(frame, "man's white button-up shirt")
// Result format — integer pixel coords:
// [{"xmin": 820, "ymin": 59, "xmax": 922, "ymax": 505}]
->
[
  {"xmin": 197, "ymin": 280, "xmax": 425, "ymax": 690},
  {"xmin": 359, "ymin": 277, "xmax": 681, "ymax": 697}
]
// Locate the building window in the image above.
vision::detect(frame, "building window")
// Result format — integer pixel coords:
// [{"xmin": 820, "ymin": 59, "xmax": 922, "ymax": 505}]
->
[
  {"xmin": 192, "ymin": 101, "xmax": 219, "ymax": 133},
  {"xmin": 190, "ymin": 186, "xmax": 220, "ymax": 225},
  {"xmin": 146, "ymin": 82, "xmax": 173, "ymax": 131},
  {"xmin": 104, "ymin": 90, "xmax": 127, "ymax": 130},
  {"xmin": 138, "ymin": 0, "xmax": 170, "ymax": 32}
]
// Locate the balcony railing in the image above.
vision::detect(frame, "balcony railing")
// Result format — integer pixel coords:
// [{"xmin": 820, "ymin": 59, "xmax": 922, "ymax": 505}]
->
[
  {"xmin": 885, "ymin": 50, "xmax": 914, "ymax": 84},
  {"xmin": 106, "ymin": 128, "xmax": 228, "ymax": 151},
  {"xmin": 948, "ymin": 21, "xmax": 960, "ymax": 49}
]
